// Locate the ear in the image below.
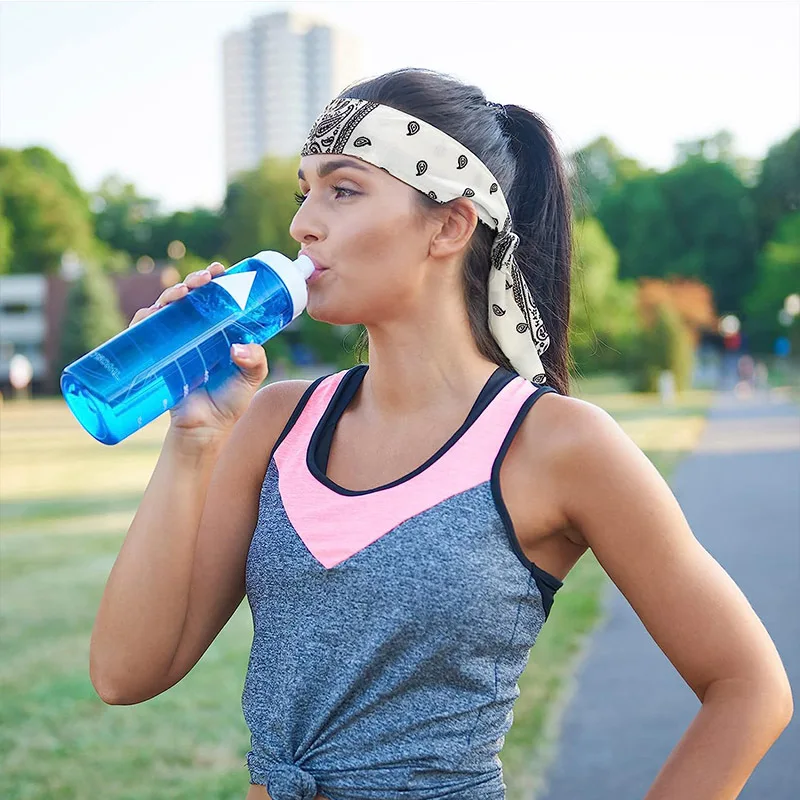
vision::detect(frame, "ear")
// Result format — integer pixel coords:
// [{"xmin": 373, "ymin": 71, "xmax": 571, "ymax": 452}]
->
[{"xmin": 428, "ymin": 198, "xmax": 479, "ymax": 260}]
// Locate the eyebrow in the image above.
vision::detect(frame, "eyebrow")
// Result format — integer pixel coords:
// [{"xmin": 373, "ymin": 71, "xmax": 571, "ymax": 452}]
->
[{"xmin": 297, "ymin": 158, "xmax": 372, "ymax": 182}]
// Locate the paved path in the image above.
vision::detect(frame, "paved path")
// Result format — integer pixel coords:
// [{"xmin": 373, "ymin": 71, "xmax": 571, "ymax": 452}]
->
[{"xmin": 538, "ymin": 390, "xmax": 800, "ymax": 799}]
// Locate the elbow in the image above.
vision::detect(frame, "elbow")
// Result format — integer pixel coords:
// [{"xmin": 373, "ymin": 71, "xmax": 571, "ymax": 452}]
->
[
  {"xmin": 761, "ymin": 666, "xmax": 795, "ymax": 734},
  {"xmin": 774, "ymin": 678, "xmax": 794, "ymax": 733},
  {"xmin": 90, "ymin": 660, "xmax": 162, "ymax": 706},
  {"xmin": 703, "ymin": 671, "xmax": 794, "ymax": 736},
  {"xmin": 91, "ymin": 674, "xmax": 128, "ymax": 706},
  {"xmin": 91, "ymin": 676, "xmax": 162, "ymax": 706},
  {"xmin": 94, "ymin": 685, "xmax": 127, "ymax": 706},
  {"xmin": 90, "ymin": 652, "xmax": 129, "ymax": 705},
  {"xmin": 90, "ymin": 667, "xmax": 134, "ymax": 706}
]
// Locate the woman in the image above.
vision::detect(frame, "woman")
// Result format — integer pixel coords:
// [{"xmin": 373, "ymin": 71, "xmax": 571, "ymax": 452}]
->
[{"xmin": 89, "ymin": 68, "xmax": 792, "ymax": 800}]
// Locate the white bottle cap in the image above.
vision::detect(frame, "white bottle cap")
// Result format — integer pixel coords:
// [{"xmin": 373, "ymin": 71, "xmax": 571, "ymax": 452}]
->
[
  {"xmin": 253, "ymin": 251, "xmax": 311, "ymax": 320},
  {"xmin": 294, "ymin": 254, "xmax": 315, "ymax": 280}
]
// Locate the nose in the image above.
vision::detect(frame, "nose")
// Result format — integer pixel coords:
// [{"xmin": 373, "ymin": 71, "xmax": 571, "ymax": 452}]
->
[
  {"xmin": 289, "ymin": 201, "xmax": 323, "ymax": 248},
  {"xmin": 265, "ymin": 763, "xmax": 318, "ymax": 800}
]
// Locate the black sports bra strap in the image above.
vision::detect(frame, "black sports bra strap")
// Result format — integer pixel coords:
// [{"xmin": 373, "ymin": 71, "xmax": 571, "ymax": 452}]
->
[
  {"xmin": 267, "ymin": 373, "xmax": 329, "ymax": 465},
  {"xmin": 314, "ymin": 365, "xmax": 516, "ymax": 475}
]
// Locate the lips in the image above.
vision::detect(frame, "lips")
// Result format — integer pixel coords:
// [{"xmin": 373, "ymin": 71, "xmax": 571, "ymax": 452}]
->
[
  {"xmin": 299, "ymin": 251, "xmax": 328, "ymax": 272},
  {"xmin": 300, "ymin": 251, "xmax": 329, "ymax": 284}
]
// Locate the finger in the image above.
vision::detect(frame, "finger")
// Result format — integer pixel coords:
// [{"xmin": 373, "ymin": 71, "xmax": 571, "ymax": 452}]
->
[
  {"xmin": 153, "ymin": 282, "xmax": 189, "ymax": 308},
  {"xmin": 231, "ymin": 344, "xmax": 269, "ymax": 383},
  {"xmin": 129, "ymin": 306, "xmax": 157, "ymax": 327},
  {"xmin": 181, "ymin": 268, "xmax": 218, "ymax": 292},
  {"xmin": 132, "ymin": 265, "xmax": 224, "ymax": 326}
]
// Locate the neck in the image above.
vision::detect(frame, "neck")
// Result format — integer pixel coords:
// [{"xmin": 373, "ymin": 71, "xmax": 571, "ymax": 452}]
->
[{"xmin": 356, "ymin": 293, "xmax": 501, "ymax": 422}]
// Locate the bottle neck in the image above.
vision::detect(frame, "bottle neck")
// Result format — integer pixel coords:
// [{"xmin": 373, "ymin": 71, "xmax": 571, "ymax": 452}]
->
[{"xmin": 253, "ymin": 251, "xmax": 310, "ymax": 319}]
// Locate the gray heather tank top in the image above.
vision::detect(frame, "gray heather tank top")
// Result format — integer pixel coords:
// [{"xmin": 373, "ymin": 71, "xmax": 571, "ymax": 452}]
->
[{"xmin": 242, "ymin": 365, "xmax": 563, "ymax": 800}]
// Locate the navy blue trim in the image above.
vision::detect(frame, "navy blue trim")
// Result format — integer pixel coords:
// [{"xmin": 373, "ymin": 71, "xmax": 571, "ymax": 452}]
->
[
  {"xmin": 490, "ymin": 386, "xmax": 564, "ymax": 618},
  {"xmin": 267, "ymin": 375, "xmax": 328, "ymax": 466},
  {"xmin": 309, "ymin": 365, "xmax": 517, "ymax": 497},
  {"xmin": 314, "ymin": 364, "xmax": 369, "ymax": 477}
]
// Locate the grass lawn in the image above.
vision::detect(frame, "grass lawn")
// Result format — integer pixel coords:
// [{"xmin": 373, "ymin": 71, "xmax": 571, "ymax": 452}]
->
[{"xmin": 0, "ymin": 375, "xmax": 713, "ymax": 800}]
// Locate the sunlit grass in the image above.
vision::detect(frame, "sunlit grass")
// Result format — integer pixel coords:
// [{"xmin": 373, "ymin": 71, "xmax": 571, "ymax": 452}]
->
[{"xmin": 0, "ymin": 378, "xmax": 712, "ymax": 800}]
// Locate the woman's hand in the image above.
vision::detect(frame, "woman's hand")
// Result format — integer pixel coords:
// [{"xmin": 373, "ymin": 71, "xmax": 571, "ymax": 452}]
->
[{"xmin": 128, "ymin": 262, "xmax": 269, "ymax": 438}]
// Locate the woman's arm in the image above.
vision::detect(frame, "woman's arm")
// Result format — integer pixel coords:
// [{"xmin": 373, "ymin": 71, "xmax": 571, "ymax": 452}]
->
[
  {"xmin": 547, "ymin": 399, "xmax": 793, "ymax": 800},
  {"xmin": 90, "ymin": 380, "xmax": 310, "ymax": 704}
]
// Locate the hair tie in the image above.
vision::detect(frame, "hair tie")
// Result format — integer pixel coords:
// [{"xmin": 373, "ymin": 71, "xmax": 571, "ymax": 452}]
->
[{"xmin": 485, "ymin": 101, "xmax": 508, "ymax": 120}]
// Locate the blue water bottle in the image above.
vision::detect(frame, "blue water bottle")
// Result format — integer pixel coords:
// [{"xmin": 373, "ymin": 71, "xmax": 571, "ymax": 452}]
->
[{"xmin": 61, "ymin": 251, "xmax": 314, "ymax": 445}]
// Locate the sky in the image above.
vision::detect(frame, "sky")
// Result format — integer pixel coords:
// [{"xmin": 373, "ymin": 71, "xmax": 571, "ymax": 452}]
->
[{"xmin": 1, "ymin": 0, "xmax": 798, "ymax": 213}]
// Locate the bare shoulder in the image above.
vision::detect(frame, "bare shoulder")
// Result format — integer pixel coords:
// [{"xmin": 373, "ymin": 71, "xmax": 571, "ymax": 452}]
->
[
  {"xmin": 519, "ymin": 386, "xmax": 688, "ymax": 550},
  {"xmin": 511, "ymin": 390, "xmax": 638, "ymax": 547},
  {"xmin": 211, "ymin": 379, "xmax": 314, "ymax": 475},
  {"xmin": 203, "ymin": 378, "xmax": 316, "ymax": 497},
  {"xmin": 242, "ymin": 378, "xmax": 315, "ymax": 446},
  {"xmin": 515, "ymin": 389, "xmax": 620, "ymax": 464},
  {"xmin": 251, "ymin": 378, "xmax": 315, "ymax": 418},
  {"xmin": 536, "ymin": 391, "xmax": 648, "ymax": 478}
]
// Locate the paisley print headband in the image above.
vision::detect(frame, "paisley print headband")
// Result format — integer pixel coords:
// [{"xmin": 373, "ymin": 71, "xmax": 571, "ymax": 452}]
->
[{"xmin": 301, "ymin": 97, "xmax": 550, "ymax": 384}]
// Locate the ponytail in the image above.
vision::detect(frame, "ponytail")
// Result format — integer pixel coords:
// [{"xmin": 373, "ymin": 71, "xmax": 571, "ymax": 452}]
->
[{"xmin": 501, "ymin": 105, "xmax": 574, "ymax": 396}]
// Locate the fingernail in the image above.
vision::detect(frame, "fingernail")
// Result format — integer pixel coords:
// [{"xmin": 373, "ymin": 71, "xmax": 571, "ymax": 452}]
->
[{"xmin": 232, "ymin": 344, "xmax": 247, "ymax": 357}]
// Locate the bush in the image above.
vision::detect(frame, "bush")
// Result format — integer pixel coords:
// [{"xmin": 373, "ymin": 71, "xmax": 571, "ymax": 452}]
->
[
  {"xmin": 569, "ymin": 216, "xmax": 643, "ymax": 378},
  {"xmin": 631, "ymin": 302, "xmax": 695, "ymax": 393}
]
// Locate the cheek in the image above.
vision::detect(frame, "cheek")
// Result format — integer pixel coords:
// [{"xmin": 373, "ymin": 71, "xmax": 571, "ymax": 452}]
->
[
  {"xmin": 306, "ymin": 201, "xmax": 428, "ymax": 322},
  {"xmin": 351, "ymin": 211, "xmax": 427, "ymax": 288}
]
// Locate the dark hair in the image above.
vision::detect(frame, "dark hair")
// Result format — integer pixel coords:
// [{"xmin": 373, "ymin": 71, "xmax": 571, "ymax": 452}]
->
[{"xmin": 340, "ymin": 68, "xmax": 573, "ymax": 396}]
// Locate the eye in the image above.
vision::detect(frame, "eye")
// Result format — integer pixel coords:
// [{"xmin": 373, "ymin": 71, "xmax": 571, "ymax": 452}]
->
[
  {"xmin": 332, "ymin": 185, "xmax": 357, "ymax": 199},
  {"xmin": 293, "ymin": 185, "xmax": 359, "ymax": 207}
]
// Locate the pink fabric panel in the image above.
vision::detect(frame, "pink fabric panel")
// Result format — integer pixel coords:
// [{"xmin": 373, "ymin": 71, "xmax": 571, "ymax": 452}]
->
[
  {"xmin": 282, "ymin": 370, "xmax": 348, "ymax": 445},
  {"xmin": 273, "ymin": 373, "xmax": 535, "ymax": 569}
]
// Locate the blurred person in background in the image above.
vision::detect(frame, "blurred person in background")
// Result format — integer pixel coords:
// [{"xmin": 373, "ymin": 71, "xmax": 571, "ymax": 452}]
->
[{"xmin": 736, "ymin": 353, "xmax": 756, "ymax": 397}]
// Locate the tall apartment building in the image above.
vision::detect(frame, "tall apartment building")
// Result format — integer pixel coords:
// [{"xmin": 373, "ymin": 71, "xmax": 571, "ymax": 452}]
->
[{"xmin": 223, "ymin": 11, "xmax": 363, "ymax": 181}]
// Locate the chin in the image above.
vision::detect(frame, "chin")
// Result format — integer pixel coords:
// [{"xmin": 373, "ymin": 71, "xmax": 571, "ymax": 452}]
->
[{"xmin": 306, "ymin": 295, "xmax": 361, "ymax": 327}]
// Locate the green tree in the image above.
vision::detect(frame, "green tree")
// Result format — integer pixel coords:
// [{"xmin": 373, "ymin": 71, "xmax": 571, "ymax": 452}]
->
[
  {"xmin": 599, "ymin": 155, "xmax": 758, "ymax": 315},
  {"xmin": 221, "ymin": 156, "xmax": 300, "ymax": 265},
  {"xmin": 675, "ymin": 130, "xmax": 760, "ymax": 187},
  {"xmin": 743, "ymin": 212, "xmax": 800, "ymax": 353},
  {"xmin": 0, "ymin": 147, "xmax": 97, "ymax": 273},
  {"xmin": 92, "ymin": 175, "xmax": 160, "ymax": 260},
  {"xmin": 17, "ymin": 145, "xmax": 89, "ymax": 205},
  {"xmin": 150, "ymin": 209, "xmax": 227, "ymax": 263},
  {"xmin": 56, "ymin": 264, "xmax": 126, "ymax": 376},
  {"xmin": 659, "ymin": 157, "xmax": 758, "ymax": 313},
  {"xmin": 598, "ymin": 173, "xmax": 678, "ymax": 282},
  {"xmin": 0, "ymin": 194, "xmax": 13, "ymax": 274},
  {"xmin": 570, "ymin": 136, "xmax": 650, "ymax": 218},
  {"xmin": 569, "ymin": 216, "xmax": 642, "ymax": 375},
  {"xmin": 751, "ymin": 129, "xmax": 800, "ymax": 247}
]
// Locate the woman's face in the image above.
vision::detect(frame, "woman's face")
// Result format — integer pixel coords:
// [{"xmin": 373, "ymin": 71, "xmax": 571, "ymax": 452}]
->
[{"xmin": 290, "ymin": 154, "xmax": 440, "ymax": 326}]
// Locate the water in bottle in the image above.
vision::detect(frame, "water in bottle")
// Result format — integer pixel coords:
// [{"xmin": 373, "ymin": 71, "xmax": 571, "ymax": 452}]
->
[{"xmin": 61, "ymin": 251, "xmax": 314, "ymax": 445}]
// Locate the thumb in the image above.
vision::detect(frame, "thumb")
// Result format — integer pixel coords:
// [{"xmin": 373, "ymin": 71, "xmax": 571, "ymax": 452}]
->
[{"xmin": 231, "ymin": 343, "xmax": 269, "ymax": 383}]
